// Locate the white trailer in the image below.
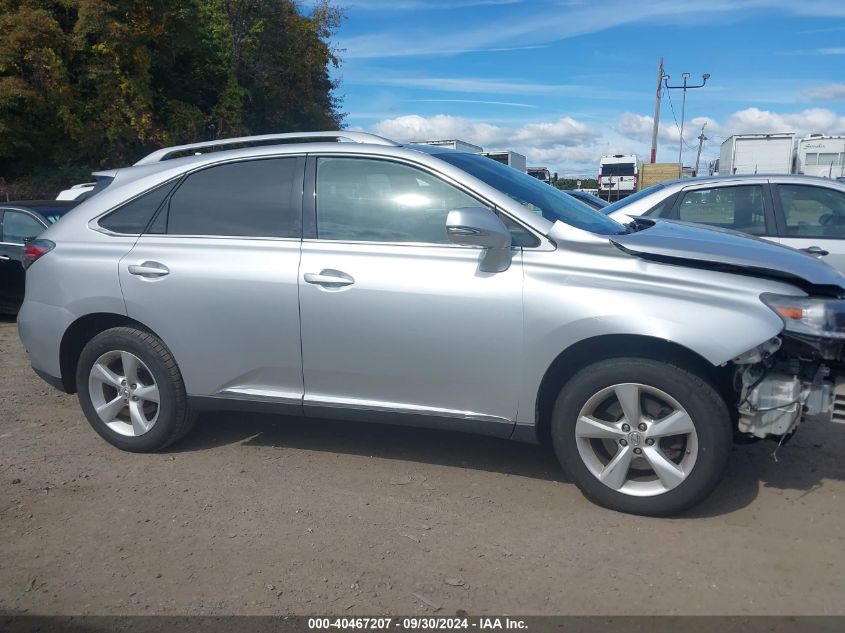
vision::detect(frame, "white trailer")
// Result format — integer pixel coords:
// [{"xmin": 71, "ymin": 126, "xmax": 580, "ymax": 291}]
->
[
  {"xmin": 413, "ymin": 139, "xmax": 483, "ymax": 153},
  {"xmin": 795, "ymin": 134, "xmax": 845, "ymax": 179},
  {"xmin": 719, "ymin": 133, "xmax": 796, "ymax": 175},
  {"xmin": 478, "ymin": 150, "xmax": 527, "ymax": 173}
]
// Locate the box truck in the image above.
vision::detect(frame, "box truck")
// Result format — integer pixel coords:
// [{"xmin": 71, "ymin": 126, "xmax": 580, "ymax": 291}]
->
[
  {"xmin": 719, "ymin": 133, "xmax": 796, "ymax": 175},
  {"xmin": 478, "ymin": 150, "xmax": 527, "ymax": 173}
]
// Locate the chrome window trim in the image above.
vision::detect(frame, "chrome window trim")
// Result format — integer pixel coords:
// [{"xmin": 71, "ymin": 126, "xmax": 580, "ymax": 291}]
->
[
  {"xmin": 300, "ymin": 237, "xmax": 513, "ymax": 251},
  {"xmin": 125, "ymin": 234, "xmax": 303, "ymax": 242},
  {"xmin": 308, "ymin": 152, "xmax": 552, "ymax": 250}
]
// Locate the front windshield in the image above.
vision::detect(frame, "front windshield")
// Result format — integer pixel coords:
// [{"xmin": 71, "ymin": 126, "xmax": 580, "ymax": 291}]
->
[
  {"xmin": 602, "ymin": 183, "xmax": 666, "ymax": 214},
  {"xmin": 436, "ymin": 152, "xmax": 627, "ymax": 235}
]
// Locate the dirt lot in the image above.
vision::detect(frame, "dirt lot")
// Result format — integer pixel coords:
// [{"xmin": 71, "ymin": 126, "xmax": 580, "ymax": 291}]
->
[{"xmin": 1, "ymin": 316, "xmax": 844, "ymax": 616}]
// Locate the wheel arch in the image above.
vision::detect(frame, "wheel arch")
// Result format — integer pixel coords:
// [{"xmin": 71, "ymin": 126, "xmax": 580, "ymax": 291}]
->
[
  {"xmin": 59, "ymin": 313, "xmax": 162, "ymax": 393},
  {"xmin": 533, "ymin": 334, "xmax": 735, "ymax": 446}
]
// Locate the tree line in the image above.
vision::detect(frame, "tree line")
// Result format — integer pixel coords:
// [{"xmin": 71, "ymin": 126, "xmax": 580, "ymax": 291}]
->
[{"xmin": 0, "ymin": 0, "xmax": 344, "ymax": 198}]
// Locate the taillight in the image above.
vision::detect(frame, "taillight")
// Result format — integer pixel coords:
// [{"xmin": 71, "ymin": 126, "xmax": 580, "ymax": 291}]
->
[{"xmin": 22, "ymin": 239, "xmax": 55, "ymax": 270}]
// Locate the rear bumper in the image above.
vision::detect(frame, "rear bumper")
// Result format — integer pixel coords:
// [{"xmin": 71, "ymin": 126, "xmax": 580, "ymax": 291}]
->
[
  {"xmin": 33, "ymin": 367, "xmax": 70, "ymax": 393},
  {"xmin": 17, "ymin": 299, "xmax": 75, "ymax": 390}
]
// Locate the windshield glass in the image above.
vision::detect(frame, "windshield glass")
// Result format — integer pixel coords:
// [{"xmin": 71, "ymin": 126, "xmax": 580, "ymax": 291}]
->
[
  {"xmin": 436, "ymin": 153, "xmax": 627, "ymax": 235},
  {"xmin": 600, "ymin": 163, "xmax": 636, "ymax": 176},
  {"xmin": 602, "ymin": 183, "xmax": 666, "ymax": 214}
]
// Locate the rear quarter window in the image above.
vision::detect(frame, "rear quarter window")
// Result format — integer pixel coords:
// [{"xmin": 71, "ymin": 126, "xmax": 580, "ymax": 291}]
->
[{"xmin": 98, "ymin": 180, "xmax": 178, "ymax": 234}]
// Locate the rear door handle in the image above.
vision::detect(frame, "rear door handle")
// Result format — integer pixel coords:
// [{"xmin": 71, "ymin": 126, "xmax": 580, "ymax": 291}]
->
[
  {"xmin": 0, "ymin": 255, "xmax": 10, "ymax": 262},
  {"xmin": 128, "ymin": 261, "xmax": 170, "ymax": 278},
  {"xmin": 800, "ymin": 246, "xmax": 829, "ymax": 257},
  {"xmin": 303, "ymin": 270, "xmax": 354, "ymax": 288}
]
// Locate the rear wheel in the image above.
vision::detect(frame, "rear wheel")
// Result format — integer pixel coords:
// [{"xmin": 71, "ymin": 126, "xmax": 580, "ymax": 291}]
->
[
  {"xmin": 76, "ymin": 327, "xmax": 195, "ymax": 452},
  {"xmin": 551, "ymin": 358, "xmax": 731, "ymax": 516}
]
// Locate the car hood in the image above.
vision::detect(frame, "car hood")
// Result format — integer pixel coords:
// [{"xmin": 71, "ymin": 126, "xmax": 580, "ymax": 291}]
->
[{"xmin": 610, "ymin": 218, "xmax": 845, "ymax": 292}]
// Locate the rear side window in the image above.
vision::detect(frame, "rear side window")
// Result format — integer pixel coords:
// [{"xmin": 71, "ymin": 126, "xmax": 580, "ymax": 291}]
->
[
  {"xmin": 777, "ymin": 184, "xmax": 845, "ymax": 238},
  {"xmin": 677, "ymin": 185, "xmax": 766, "ymax": 235},
  {"xmin": 162, "ymin": 158, "xmax": 301, "ymax": 237},
  {"xmin": 99, "ymin": 180, "xmax": 177, "ymax": 234}
]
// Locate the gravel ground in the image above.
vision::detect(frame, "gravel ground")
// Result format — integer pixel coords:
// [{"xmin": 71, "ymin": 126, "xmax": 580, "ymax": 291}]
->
[{"xmin": 1, "ymin": 316, "xmax": 844, "ymax": 616}]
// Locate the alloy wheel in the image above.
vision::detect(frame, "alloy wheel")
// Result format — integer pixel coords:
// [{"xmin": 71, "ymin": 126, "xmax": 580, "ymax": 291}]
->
[
  {"xmin": 87, "ymin": 350, "xmax": 160, "ymax": 437},
  {"xmin": 574, "ymin": 382, "xmax": 698, "ymax": 497}
]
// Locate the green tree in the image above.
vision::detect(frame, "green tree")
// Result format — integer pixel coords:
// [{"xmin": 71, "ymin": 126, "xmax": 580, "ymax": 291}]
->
[{"xmin": 0, "ymin": 0, "xmax": 344, "ymax": 194}]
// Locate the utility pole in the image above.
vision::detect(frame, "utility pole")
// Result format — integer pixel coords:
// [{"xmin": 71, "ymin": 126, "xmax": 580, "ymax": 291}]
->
[
  {"xmin": 649, "ymin": 57, "xmax": 663, "ymax": 164},
  {"xmin": 664, "ymin": 71, "xmax": 710, "ymax": 167},
  {"xmin": 694, "ymin": 123, "xmax": 707, "ymax": 177}
]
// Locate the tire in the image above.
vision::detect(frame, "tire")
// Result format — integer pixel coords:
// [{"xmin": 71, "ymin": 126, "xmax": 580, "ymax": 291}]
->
[
  {"xmin": 76, "ymin": 326, "xmax": 195, "ymax": 452},
  {"xmin": 551, "ymin": 357, "xmax": 732, "ymax": 516}
]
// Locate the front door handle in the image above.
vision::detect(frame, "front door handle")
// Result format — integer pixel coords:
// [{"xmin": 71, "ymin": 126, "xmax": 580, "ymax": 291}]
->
[
  {"xmin": 801, "ymin": 246, "xmax": 829, "ymax": 257},
  {"xmin": 128, "ymin": 261, "xmax": 170, "ymax": 278},
  {"xmin": 303, "ymin": 270, "xmax": 354, "ymax": 288}
]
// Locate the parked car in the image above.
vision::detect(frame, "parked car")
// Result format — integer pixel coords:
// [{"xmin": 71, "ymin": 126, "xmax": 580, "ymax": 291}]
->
[
  {"xmin": 605, "ymin": 175, "xmax": 845, "ymax": 274},
  {"xmin": 564, "ymin": 190, "xmax": 609, "ymax": 211},
  {"xmin": 0, "ymin": 201, "xmax": 78, "ymax": 314},
  {"xmin": 18, "ymin": 132, "xmax": 845, "ymax": 516}
]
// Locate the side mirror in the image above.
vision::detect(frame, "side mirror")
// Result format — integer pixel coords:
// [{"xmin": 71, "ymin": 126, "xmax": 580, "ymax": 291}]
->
[{"xmin": 446, "ymin": 207, "xmax": 513, "ymax": 272}]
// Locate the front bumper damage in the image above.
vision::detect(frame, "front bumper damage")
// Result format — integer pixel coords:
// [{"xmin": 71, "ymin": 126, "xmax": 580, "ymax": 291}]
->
[{"xmin": 732, "ymin": 335, "xmax": 844, "ymax": 440}]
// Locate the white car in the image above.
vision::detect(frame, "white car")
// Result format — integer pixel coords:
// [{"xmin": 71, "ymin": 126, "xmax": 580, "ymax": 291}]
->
[{"xmin": 606, "ymin": 175, "xmax": 845, "ymax": 273}]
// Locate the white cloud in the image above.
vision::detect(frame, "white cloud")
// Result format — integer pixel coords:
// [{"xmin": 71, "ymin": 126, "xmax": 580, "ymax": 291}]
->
[
  {"xmin": 371, "ymin": 114, "xmax": 599, "ymax": 150},
  {"xmin": 364, "ymin": 106, "xmax": 845, "ymax": 176},
  {"xmin": 616, "ymin": 113, "xmax": 718, "ymax": 144},
  {"xmin": 803, "ymin": 83, "xmax": 845, "ymax": 102},
  {"xmin": 372, "ymin": 114, "xmax": 506, "ymax": 146},
  {"xmin": 724, "ymin": 107, "xmax": 845, "ymax": 136}
]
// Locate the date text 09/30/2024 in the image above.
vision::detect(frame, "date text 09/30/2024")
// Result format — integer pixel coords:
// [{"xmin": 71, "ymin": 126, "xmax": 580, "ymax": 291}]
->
[{"xmin": 307, "ymin": 617, "xmax": 528, "ymax": 630}]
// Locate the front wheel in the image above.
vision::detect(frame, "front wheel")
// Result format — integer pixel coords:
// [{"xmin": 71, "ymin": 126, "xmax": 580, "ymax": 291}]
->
[
  {"xmin": 76, "ymin": 327, "xmax": 195, "ymax": 452},
  {"xmin": 552, "ymin": 358, "xmax": 732, "ymax": 516}
]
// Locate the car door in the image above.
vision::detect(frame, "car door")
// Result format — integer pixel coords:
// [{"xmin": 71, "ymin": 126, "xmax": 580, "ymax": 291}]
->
[
  {"xmin": 772, "ymin": 183, "xmax": 845, "ymax": 273},
  {"xmin": 298, "ymin": 155, "xmax": 524, "ymax": 436},
  {"xmin": 667, "ymin": 181, "xmax": 777, "ymax": 243},
  {"xmin": 118, "ymin": 156, "xmax": 306, "ymax": 409},
  {"xmin": 0, "ymin": 209, "xmax": 47, "ymax": 312}
]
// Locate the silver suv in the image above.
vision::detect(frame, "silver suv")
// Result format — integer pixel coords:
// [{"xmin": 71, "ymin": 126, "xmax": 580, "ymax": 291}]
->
[{"xmin": 18, "ymin": 132, "xmax": 845, "ymax": 516}]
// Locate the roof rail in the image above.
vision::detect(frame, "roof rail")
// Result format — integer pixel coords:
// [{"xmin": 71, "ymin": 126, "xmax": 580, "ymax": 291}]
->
[{"xmin": 133, "ymin": 131, "xmax": 400, "ymax": 165}]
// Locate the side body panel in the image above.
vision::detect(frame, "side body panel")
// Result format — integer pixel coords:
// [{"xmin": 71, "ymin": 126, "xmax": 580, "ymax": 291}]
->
[
  {"xmin": 119, "ymin": 237, "xmax": 303, "ymax": 405},
  {"xmin": 299, "ymin": 241, "xmax": 523, "ymax": 435},
  {"xmin": 17, "ymin": 233, "xmax": 135, "ymax": 377}
]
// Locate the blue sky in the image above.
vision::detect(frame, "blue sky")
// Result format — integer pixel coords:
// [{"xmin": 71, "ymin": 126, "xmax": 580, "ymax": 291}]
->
[{"xmin": 317, "ymin": 0, "xmax": 845, "ymax": 176}]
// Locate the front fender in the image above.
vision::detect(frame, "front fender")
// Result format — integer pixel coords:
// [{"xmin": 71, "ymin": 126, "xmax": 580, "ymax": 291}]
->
[{"xmin": 516, "ymin": 248, "xmax": 794, "ymax": 427}]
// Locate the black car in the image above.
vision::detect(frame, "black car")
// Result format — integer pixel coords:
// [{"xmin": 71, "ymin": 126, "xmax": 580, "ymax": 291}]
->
[{"xmin": 0, "ymin": 200, "xmax": 78, "ymax": 314}]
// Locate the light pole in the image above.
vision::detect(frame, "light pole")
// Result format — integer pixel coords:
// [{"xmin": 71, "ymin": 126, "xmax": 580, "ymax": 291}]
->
[{"xmin": 663, "ymin": 72, "xmax": 710, "ymax": 166}]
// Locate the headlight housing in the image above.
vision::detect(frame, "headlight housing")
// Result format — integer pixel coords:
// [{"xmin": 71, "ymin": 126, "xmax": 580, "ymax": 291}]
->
[{"xmin": 761, "ymin": 293, "xmax": 845, "ymax": 340}]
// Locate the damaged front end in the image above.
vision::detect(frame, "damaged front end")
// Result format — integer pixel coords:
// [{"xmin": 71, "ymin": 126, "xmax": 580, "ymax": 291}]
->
[{"xmin": 732, "ymin": 293, "xmax": 845, "ymax": 440}]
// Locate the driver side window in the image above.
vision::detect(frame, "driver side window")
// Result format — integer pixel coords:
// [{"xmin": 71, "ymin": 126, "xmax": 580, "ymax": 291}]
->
[
  {"xmin": 316, "ymin": 158, "xmax": 481, "ymax": 244},
  {"xmin": 777, "ymin": 184, "xmax": 845, "ymax": 238}
]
